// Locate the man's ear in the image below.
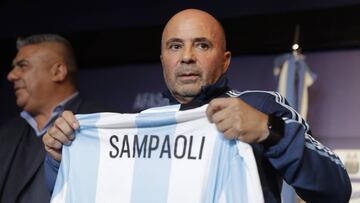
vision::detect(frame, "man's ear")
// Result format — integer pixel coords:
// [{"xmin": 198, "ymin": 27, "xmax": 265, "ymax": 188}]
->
[
  {"xmin": 51, "ymin": 63, "xmax": 68, "ymax": 82},
  {"xmin": 222, "ymin": 51, "xmax": 231, "ymax": 73}
]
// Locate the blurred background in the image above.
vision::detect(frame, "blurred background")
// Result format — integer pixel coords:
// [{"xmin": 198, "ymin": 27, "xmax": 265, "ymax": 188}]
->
[{"xmin": 2, "ymin": 0, "xmax": 360, "ymax": 147}]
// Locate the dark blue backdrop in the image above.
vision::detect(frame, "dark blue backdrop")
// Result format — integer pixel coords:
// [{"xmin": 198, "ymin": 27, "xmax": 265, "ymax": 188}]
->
[{"xmin": 1, "ymin": 50, "xmax": 360, "ymax": 149}]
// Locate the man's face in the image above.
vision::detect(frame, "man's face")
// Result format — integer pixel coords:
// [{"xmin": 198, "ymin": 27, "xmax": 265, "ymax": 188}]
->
[
  {"xmin": 161, "ymin": 12, "xmax": 231, "ymax": 104},
  {"xmin": 8, "ymin": 44, "xmax": 54, "ymax": 113}
]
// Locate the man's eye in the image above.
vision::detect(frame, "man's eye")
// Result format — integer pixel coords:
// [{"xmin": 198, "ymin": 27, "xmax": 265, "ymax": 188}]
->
[
  {"xmin": 169, "ymin": 44, "xmax": 182, "ymax": 50},
  {"xmin": 197, "ymin": 43, "xmax": 210, "ymax": 50},
  {"xmin": 14, "ymin": 62, "xmax": 27, "ymax": 70}
]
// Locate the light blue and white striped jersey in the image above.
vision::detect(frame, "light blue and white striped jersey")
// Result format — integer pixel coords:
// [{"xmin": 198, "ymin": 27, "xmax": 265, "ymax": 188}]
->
[
  {"xmin": 51, "ymin": 105, "xmax": 264, "ymax": 203},
  {"xmin": 274, "ymin": 53, "xmax": 317, "ymax": 119}
]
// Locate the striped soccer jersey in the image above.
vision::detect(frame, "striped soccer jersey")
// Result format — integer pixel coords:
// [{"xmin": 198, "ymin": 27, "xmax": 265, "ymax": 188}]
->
[{"xmin": 51, "ymin": 104, "xmax": 264, "ymax": 203}]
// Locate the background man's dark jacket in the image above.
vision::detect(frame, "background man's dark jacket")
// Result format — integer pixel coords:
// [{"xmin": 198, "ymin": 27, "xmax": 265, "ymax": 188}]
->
[{"xmin": 0, "ymin": 95, "xmax": 112, "ymax": 203}]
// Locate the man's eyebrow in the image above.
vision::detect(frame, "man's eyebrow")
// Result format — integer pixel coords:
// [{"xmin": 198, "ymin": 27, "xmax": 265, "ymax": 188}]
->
[
  {"xmin": 193, "ymin": 37, "xmax": 209, "ymax": 42},
  {"xmin": 193, "ymin": 37, "xmax": 213, "ymax": 45},
  {"xmin": 165, "ymin": 37, "xmax": 213, "ymax": 47},
  {"xmin": 166, "ymin": 38, "xmax": 183, "ymax": 45},
  {"xmin": 12, "ymin": 59, "xmax": 27, "ymax": 67}
]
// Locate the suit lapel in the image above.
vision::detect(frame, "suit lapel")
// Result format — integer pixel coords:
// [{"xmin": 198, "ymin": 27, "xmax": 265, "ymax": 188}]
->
[
  {"xmin": 0, "ymin": 121, "xmax": 46, "ymax": 200},
  {"xmin": 0, "ymin": 118, "xmax": 26, "ymax": 195}
]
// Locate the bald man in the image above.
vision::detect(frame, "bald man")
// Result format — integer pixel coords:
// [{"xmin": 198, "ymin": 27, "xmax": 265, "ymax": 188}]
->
[
  {"xmin": 0, "ymin": 34, "xmax": 110, "ymax": 203},
  {"xmin": 43, "ymin": 10, "xmax": 351, "ymax": 203}
]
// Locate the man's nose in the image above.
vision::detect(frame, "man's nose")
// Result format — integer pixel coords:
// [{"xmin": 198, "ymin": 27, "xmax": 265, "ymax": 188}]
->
[
  {"xmin": 7, "ymin": 67, "xmax": 20, "ymax": 82},
  {"xmin": 181, "ymin": 46, "xmax": 195, "ymax": 64}
]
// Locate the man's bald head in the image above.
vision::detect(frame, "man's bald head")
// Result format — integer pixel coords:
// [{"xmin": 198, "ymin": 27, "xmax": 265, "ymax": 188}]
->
[
  {"xmin": 162, "ymin": 9, "xmax": 227, "ymax": 51},
  {"xmin": 160, "ymin": 9, "xmax": 231, "ymax": 104}
]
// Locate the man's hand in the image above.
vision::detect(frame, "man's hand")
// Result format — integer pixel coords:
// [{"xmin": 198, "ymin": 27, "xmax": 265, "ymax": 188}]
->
[
  {"xmin": 42, "ymin": 110, "xmax": 79, "ymax": 161},
  {"xmin": 206, "ymin": 97, "xmax": 269, "ymax": 143}
]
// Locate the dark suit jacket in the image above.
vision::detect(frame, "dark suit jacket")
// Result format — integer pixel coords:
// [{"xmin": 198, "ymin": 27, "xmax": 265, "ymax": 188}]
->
[{"xmin": 0, "ymin": 95, "xmax": 113, "ymax": 203}]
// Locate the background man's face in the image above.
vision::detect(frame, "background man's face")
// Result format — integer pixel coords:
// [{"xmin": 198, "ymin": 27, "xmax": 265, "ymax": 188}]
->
[
  {"xmin": 8, "ymin": 44, "xmax": 54, "ymax": 113},
  {"xmin": 161, "ymin": 13, "xmax": 230, "ymax": 103}
]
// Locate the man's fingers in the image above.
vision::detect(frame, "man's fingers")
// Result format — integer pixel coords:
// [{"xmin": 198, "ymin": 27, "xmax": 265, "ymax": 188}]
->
[
  {"xmin": 43, "ymin": 128, "xmax": 65, "ymax": 161},
  {"xmin": 54, "ymin": 116, "xmax": 75, "ymax": 141},
  {"xmin": 42, "ymin": 111, "xmax": 78, "ymax": 161},
  {"xmin": 209, "ymin": 97, "xmax": 233, "ymax": 107},
  {"xmin": 223, "ymin": 128, "xmax": 238, "ymax": 140},
  {"xmin": 43, "ymin": 133, "xmax": 63, "ymax": 149},
  {"xmin": 214, "ymin": 119, "xmax": 232, "ymax": 134},
  {"xmin": 207, "ymin": 98, "xmax": 231, "ymax": 122},
  {"xmin": 61, "ymin": 110, "xmax": 79, "ymax": 130},
  {"xmin": 45, "ymin": 146, "xmax": 62, "ymax": 161},
  {"xmin": 210, "ymin": 106, "xmax": 232, "ymax": 124}
]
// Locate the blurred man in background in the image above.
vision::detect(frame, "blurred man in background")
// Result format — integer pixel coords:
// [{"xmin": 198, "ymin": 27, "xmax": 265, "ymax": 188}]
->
[{"xmin": 0, "ymin": 34, "xmax": 109, "ymax": 203}]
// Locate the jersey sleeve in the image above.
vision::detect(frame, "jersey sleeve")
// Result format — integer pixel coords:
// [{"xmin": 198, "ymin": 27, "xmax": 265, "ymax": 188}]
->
[{"xmin": 259, "ymin": 91, "xmax": 351, "ymax": 203}]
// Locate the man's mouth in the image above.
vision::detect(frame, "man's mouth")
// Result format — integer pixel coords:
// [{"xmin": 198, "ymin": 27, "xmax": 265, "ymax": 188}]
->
[
  {"xmin": 14, "ymin": 86, "xmax": 25, "ymax": 94},
  {"xmin": 179, "ymin": 73, "xmax": 199, "ymax": 78},
  {"xmin": 177, "ymin": 73, "xmax": 200, "ymax": 82},
  {"xmin": 15, "ymin": 86, "xmax": 22, "ymax": 91}
]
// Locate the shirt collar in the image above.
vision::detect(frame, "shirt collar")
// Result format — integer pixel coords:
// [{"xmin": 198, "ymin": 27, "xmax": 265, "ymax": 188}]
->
[
  {"xmin": 21, "ymin": 92, "xmax": 79, "ymax": 137},
  {"xmin": 162, "ymin": 74, "xmax": 230, "ymax": 108}
]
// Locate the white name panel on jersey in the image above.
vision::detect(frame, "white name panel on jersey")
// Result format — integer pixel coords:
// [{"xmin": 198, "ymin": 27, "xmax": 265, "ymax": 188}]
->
[{"xmin": 51, "ymin": 105, "xmax": 264, "ymax": 203}]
